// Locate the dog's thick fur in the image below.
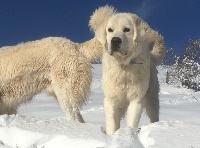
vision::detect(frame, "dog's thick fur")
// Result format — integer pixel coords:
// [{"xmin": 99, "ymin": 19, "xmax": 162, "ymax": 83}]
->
[
  {"xmin": 89, "ymin": 6, "xmax": 165, "ymax": 135},
  {"xmin": 0, "ymin": 37, "xmax": 102, "ymax": 122}
]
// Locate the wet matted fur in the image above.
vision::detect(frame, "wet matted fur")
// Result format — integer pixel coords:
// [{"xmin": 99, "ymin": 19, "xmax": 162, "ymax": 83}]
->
[
  {"xmin": 0, "ymin": 37, "xmax": 102, "ymax": 122},
  {"xmin": 89, "ymin": 6, "xmax": 165, "ymax": 135}
]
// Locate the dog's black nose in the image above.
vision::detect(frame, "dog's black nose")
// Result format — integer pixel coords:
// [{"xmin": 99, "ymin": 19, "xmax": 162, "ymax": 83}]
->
[{"xmin": 111, "ymin": 37, "xmax": 122, "ymax": 46}]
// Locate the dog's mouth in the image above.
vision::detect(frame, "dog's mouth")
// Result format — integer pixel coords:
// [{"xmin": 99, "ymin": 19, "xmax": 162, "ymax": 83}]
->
[
  {"xmin": 108, "ymin": 38, "xmax": 129, "ymax": 57},
  {"xmin": 110, "ymin": 51, "xmax": 128, "ymax": 57},
  {"xmin": 109, "ymin": 48, "xmax": 128, "ymax": 57},
  {"xmin": 109, "ymin": 37, "xmax": 129, "ymax": 57}
]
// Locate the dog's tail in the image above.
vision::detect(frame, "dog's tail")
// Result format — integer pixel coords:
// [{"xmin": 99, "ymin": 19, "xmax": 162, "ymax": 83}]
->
[
  {"xmin": 148, "ymin": 30, "xmax": 166, "ymax": 65},
  {"xmin": 89, "ymin": 5, "xmax": 116, "ymax": 32},
  {"xmin": 79, "ymin": 37, "xmax": 103, "ymax": 62}
]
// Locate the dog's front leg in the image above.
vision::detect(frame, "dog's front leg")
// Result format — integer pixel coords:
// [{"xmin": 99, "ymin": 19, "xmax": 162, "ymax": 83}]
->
[
  {"xmin": 104, "ymin": 98, "xmax": 120, "ymax": 135},
  {"xmin": 126, "ymin": 99, "xmax": 144, "ymax": 131}
]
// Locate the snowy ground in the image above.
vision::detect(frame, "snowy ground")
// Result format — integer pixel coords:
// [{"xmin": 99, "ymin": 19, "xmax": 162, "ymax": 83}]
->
[{"xmin": 0, "ymin": 64, "xmax": 200, "ymax": 148}]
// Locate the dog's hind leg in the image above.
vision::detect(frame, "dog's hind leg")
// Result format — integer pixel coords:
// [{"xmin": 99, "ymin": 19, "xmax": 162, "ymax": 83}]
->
[
  {"xmin": 144, "ymin": 66, "xmax": 159, "ymax": 122},
  {"xmin": 59, "ymin": 99, "xmax": 84, "ymax": 123},
  {"xmin": 7, "ymin": 107, "xmax": 17, "ymax": 115},
  {"xmin": 51, "ymin": 79, "xmax": 86, "ymax": 123},
  {"xmin": 144, "ymin": 92, "xmax": 159, "ymax": 123},
  {"xmin": 50, "ymin": 82, "xmax": 85, "ymax": 122},
  {"xmin": 50, "ymin": 55, "xmax": 92, "ymax": 123},
  {"xmin": 0, "ymin": 103, "xmax": 17, "ymax": 115}
]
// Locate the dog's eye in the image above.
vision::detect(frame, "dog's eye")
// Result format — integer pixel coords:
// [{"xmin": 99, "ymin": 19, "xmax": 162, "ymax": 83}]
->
[
  {"xmin": 123, "ymin": 28, "xmax": 130, "ymax": 32},
  {"xmin": 108, "ymin": 28, "xmax": 113, "ymax": 32}
]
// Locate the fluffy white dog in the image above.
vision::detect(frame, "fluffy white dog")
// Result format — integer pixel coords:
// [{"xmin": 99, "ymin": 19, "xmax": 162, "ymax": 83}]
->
[
  {"xmin": 89, "ymin": 6, "xmax": 165, "ymax": 135},
  {"xmin": 0, "ymin": 37, "xmax": 102, "ymax": 123}
]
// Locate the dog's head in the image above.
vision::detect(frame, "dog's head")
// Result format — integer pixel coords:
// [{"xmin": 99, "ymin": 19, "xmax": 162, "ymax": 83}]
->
[
  {"xmin": 105, "ymin": 13, "xmax": 150, "ymax": 58},
  {"xmin": 89, "ymin": 6, "xmax": 150, "ymax": 59},
  {"xmin": 89, "ymin": 6, "xmax": 165, "ymax": 64}
]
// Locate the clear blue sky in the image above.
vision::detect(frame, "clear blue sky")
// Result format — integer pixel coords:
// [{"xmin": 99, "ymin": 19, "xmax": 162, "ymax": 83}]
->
[{"xmin": 0, "ymin": 0, "xmax": 200, "ymax": 55}]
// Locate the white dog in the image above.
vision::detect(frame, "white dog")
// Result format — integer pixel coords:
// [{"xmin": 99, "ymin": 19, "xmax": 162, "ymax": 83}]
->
[
  {"xmin": 89, "ymin": 6, "xmax": 165, "ymax": 135},
  {"xmin": 0, "ymin": 37, "xmax": 102, "ymax": 123}
]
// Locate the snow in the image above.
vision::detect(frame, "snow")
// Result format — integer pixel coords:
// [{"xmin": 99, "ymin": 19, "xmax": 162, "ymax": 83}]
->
[{"xmin": 0, "ymin": 64, "xmax": 200, "ymax": 148}]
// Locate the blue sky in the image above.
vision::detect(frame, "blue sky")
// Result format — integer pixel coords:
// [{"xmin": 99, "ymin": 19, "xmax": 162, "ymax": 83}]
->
[{"xmin": 0, "ymin": 0, "xmax": 200, "ymax": 55}]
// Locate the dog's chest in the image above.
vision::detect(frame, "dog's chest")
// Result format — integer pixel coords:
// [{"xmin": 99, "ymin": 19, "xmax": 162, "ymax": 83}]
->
[{"xmin": 103, "ymin": 63, "xmax": 149, "ymax": 100}]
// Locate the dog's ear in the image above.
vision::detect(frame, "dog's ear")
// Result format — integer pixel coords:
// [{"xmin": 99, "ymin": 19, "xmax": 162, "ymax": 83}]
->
[
  {"xmin": 147, "ymin": 29, "xmax": 166, "ymax": 65},
  {"xmin": 131, "ymin": 16, "xmax": 138, "ymax": 42},
  {"xmin": 89, "ymin": 6, "xmax": 116, "ymax": 46},
  {"xmin": 129, "ymin": 13, "xmax": 165, "ymax": 64},
  {"xmin": 129, "ymin": 14, "xmax": 150, "ymax": 42}
]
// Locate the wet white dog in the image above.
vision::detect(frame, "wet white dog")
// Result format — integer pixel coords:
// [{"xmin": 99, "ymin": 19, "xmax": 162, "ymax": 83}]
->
[
  {"xmin": 0, "ymin": 37, "xmax": 102, "ymax": 123},
  {"xmin": 90, "ymin": 6, "xmax": 165, "ymax": 135}
]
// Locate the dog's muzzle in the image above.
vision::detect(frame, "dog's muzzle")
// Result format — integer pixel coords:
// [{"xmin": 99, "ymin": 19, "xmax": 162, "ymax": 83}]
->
[{"xmin": 111, "ymin": 37, "xmax": 122, "ymax": 52}]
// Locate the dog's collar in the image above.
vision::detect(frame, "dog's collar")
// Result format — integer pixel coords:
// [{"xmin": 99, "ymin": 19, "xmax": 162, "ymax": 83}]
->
[{"xmin": 129, "ymin": 59, "xmax": 143, "ymax": 65}]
